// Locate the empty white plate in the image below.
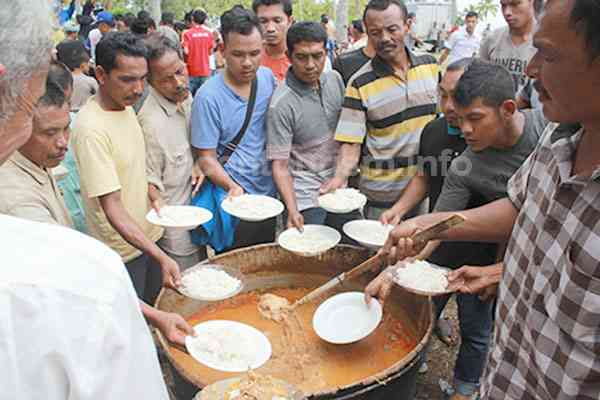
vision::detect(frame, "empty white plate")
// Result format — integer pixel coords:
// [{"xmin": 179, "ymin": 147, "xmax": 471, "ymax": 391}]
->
[
  {"xmin": 221, "ymin": 194, "xmax": 284, "ymax": 222},
  {"xmin": 146, "ymin": 205, "xmax": 212, "ymax": 230},
  {"xmin": 278, "ymin": 224, "xmax": 341, "ymax": 257},
  {"xmin": 313, "ymin": 292, "xmax": 383, "ymax": 344},
  {"xmin": 343, "ymin": 219, "xmax": 394, "ymax": 249},
  {"xmin": 318, "ymin": 188, "xmax": 367, "ymax": 214},
  {"xmin": 185, "ymin": 320, "xmax": 272, "ymax": 372}
]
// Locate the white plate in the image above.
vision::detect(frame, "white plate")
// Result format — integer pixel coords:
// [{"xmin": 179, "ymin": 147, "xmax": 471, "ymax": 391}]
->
[
  {"xmin": 343, "ymin": 219, "xmax": 394, "ymax": 249},
  {"xmin": 278, "ymin": 224, "xmax": 341, "ymax": 257},
  {"xmin": 318, "ymin": 188, "xmax": 367, "ymax": 214},
  {"xmin": 391, "ymin": 260, "xmax": 462, "ymax": 296},
  {"xmin": 196, "ymin": 377, "xmax": 304, "ymax": 400},
  {"xmin": 146, "ymin": 205, "xmax": 213, "ymax": 230},
  {"xmin": 178, "ymin": 264, "xmax": 244, "ymax": 301},
  {"xmin": 221, "ymin": 194, "xmax": 284, "ymax": 222},
  {"xmin": 185, "ymin": 320, "xmax": 272, "ymax": 372},
  {"xmin": 313, "ymin": 292, "xmax": 383, "ymax": 344}
]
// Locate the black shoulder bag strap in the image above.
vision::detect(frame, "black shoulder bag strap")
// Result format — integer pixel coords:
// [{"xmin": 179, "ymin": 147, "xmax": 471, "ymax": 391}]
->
[{"xmin": 219, "ymin": 78, "xmax": 258, "ymax": 165}]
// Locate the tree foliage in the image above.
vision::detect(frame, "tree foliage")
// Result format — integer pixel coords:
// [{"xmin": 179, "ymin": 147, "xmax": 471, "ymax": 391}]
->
[
  {"xmin": 455, "ymin": 0, "xmax": 498, "ymax": 26},
  {"xmin": 108, "ymin": 0, "xmax": 367, "ymax": 25}
]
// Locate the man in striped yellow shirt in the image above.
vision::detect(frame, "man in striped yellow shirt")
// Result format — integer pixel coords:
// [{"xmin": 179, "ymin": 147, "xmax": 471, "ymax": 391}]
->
[{"xmin": 322, "ymin": 0, "xmax": 440, "ymax": 219}]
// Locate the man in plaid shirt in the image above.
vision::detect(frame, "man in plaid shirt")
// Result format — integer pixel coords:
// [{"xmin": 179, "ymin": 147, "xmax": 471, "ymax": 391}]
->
[{"xmin": 368, "ymin": 0, "xmax": 600, "ymax": 398}]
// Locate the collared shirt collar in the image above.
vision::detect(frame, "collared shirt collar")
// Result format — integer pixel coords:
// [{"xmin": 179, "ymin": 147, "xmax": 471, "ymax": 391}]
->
[
  {"xmin": 549, "ymin": 122, "xmax": 582, "ymax": 144},
  {"xmin": 10, "ymin": 150, "xmax": 50, "ymax": 186},
  {"xmin": 285, "ymin": 68, "xmax": 328, "ymax": 96},
  {"xmin": 149, "ymin": 85, "xmax": 184, "ymax": 118},
  {"xmin": 371, "ymin": 46, "xmax": 418, "ymax": 78},
  {"xmin": 549, "ymin": 123, "xmax": 600, "ymax": 182}
]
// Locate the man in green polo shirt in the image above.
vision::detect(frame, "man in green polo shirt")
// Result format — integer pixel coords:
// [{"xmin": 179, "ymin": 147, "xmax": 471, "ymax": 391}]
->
[{"xmin": 322, "ymin": 0, "xmax": 440, "ymax": 220}]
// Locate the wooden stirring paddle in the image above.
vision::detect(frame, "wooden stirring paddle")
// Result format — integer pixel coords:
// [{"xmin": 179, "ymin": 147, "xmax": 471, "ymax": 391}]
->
[{"xmin": 292, "ymin": 214, "xmax": 466, "ymax": 308}]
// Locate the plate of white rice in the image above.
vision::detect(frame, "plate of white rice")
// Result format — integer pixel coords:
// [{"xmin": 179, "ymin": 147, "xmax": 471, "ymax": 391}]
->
[
  {"xmin": 146, "ymin": 205, "xmax": 213, "ymax": 230},
  {"xmin": 343, "ymin": 220, "xmax": 394, "ymax": 249},
  {"xmin": 391, "ymin": 260, "xmax": 462, "ymax": 296},
  {"xmin": 179, "ymin": 264, "xmax": 243, "ymax": 301},
  {"xmin": 221, "ymin": 194, "xmax": 284, "ymax": 222},
  {"xmin": 185, "ymin": 320, "xmax": 272, "ymax": 372},
  {"xmin": 277, "ymin": 224, "xmax": 341, "ymax": 257},
  {"xmin": 318, "ymin": 188, "xmax": 367, "ymax": 214}
]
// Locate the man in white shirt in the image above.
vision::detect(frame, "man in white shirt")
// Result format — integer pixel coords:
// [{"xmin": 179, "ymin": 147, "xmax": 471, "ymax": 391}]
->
[
  {"xmin": 89, "ymin": 11, "xmax": 115, "ymax": 63},
  {"xmin": 0, "ymin": 2, "xmax": 172, "ymax": 398},
  {"xmin": 439, "ymin": 12, "xmax": 481, "ymax": 65}
]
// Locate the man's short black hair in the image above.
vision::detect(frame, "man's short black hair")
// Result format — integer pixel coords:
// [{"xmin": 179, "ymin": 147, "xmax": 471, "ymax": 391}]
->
[
  {"xmin": 570, "ymin": 0, "xmax": 600, "ymax": 61},
  {"xmin": 193, "ymin": 9, "xmax": 207, "ymax": 25},
  {"xmin": 363, "ymin": 0, "xmax": 409, "ymax": 23},
  {"xmin": 320, "ymin": 14, "xmax": 329, "ymax": 24},
  {"xmin": 184, "ymin": 10, "xmax": 193, "ymax": 24},
  {"xmin": 38, "ymin": 61, "xmax": 73, "ymax": 108},
  {"xmin": 252, "ymin": 0, "xmax": 293, "ymax": 17},
  {"xmin": 351, "ymin": 19, "xmax": 364, "ymax": 34},
  {"xmin": 95, "ymin": 32, "xmax": 148, "ymax": 74},
  {"xmin": 137, "ymin": 10, "xmax": 150, "ymax": 19},
  {"xmin": 454, "ymin": 59, "xmax": 516, "ymax": 109},
  {"xmin": 446, "ymin": 57, "xmax": 473, "ymax": 73},
  {"xmin": 286, "ymin": 21, "xmax": 327, "ymax": 55},
  {"xmin": 56, "ymin": 40, "xmax": 91, "ymax": 71},
  {"xmin": 407, "ymin": 11, "xmax": 416, "ymax": 19},
  {"xmin": 144, "ymin": 34, "xmax": 182, "ymax": 64},
  {"xmin": 174, "ymin": 21, "xmax": 186, "ymax": 33},
  {"xmin": 123, "ymin": 13, "xmax": 135, "ymax": 27},
  {"xmin": 466, "ymin": 11, "xmax": 479, "ymax": 19},
  {"xmin": 130, "ymin": 17, "xmax": 150, "ymax": 35},
  {"xmin": 161, "ymin": 12, "xmax": 175, "ymax": 26},
  {"xmin": 220, "ymin": 7, "xmax": 262, "ymax": 44}
]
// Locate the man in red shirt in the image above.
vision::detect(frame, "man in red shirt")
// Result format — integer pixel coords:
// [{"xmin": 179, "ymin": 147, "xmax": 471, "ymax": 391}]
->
[
  {"xmin": 252, "ymin": 0, "xmax": 294, "ymax": 82},
  {"xmin": 182, "ymin": 9, "xmax": 213, "ymax": 95}
]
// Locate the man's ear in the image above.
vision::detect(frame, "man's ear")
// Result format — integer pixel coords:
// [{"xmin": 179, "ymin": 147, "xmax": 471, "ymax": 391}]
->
[
  {"xmin": 95, "ymin": 65, "xmax": 107, "ymax": 85},
  {"xmin": 500, "ymin": 99, "xmax": 518, "ymax": 119},
  {"xmin": 0, "ymin": 64, "xmax": 6, "ymax": 79}
]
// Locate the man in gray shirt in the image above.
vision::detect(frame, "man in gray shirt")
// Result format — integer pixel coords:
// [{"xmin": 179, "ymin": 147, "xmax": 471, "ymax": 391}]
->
[
  {"xmin": 479, "ymin": 0, "xmax": 537, "ymax": 94},
  {"xmin": 267, "ymin": 22, "xmax": 360, "ymax": 233},
  {"xmin": 434, "ymin": 60, "xmax": 548, "ymax": 215},
  {"xmin": 367, "ymin": 59, "xmax": 547, "ymax": 400}
]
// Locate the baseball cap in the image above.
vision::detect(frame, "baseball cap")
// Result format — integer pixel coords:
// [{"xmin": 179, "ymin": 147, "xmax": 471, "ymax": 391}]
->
[
  {"xmin": 63, "ymin": 21, "xmax": 80, "ymax": 33},
  {"xmin": 96, "ymin": 11, "xmax": 115, "ymax": 26}
]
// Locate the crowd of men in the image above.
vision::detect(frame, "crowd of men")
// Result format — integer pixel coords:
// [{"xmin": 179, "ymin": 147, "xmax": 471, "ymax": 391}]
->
[{"xmin": 0, "ymin": 0, "xmax": 599, "ymax": 399}]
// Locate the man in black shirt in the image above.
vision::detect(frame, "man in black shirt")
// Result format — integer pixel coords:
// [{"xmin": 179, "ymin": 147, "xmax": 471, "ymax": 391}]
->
[
  {"xmin": 371, "ymin": 58, "xmax": 497, "ymax": 400},
  {"xmin": 332, "ymin": 40, "xmax": 375, "ymax": 85}
]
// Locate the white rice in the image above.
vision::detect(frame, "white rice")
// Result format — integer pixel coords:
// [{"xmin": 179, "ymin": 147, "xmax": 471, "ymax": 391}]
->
[
  {"xmin": 223, "ymin": 195, "xmax": 281, "ymax": 220},
  {"xmin": 187, "ymin": 327, "xmax": 255, "ymax": 371},
  {"xmin": 181, "ymin": 267, "xmax": 241, "ymax": 299},
  {"xmin": 281, "ymin": 230, "xmax": 337, "ymax": 254},
  {"xmin": 156, "ymin": 206, "xmax": 199, "ymax": 226},
  {"xmin": 392, "ymin": 260, "xmax": 449, "ymax": 293},
  {"xmin": 318, "ymin": 188, "xmax": 366, "ymax": 212}
]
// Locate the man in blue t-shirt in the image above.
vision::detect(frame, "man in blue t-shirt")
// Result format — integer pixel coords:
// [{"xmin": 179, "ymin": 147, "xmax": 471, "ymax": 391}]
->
[{"xmin": 191, "ymin": 7, "xmax": 277, "ymax": 249}]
